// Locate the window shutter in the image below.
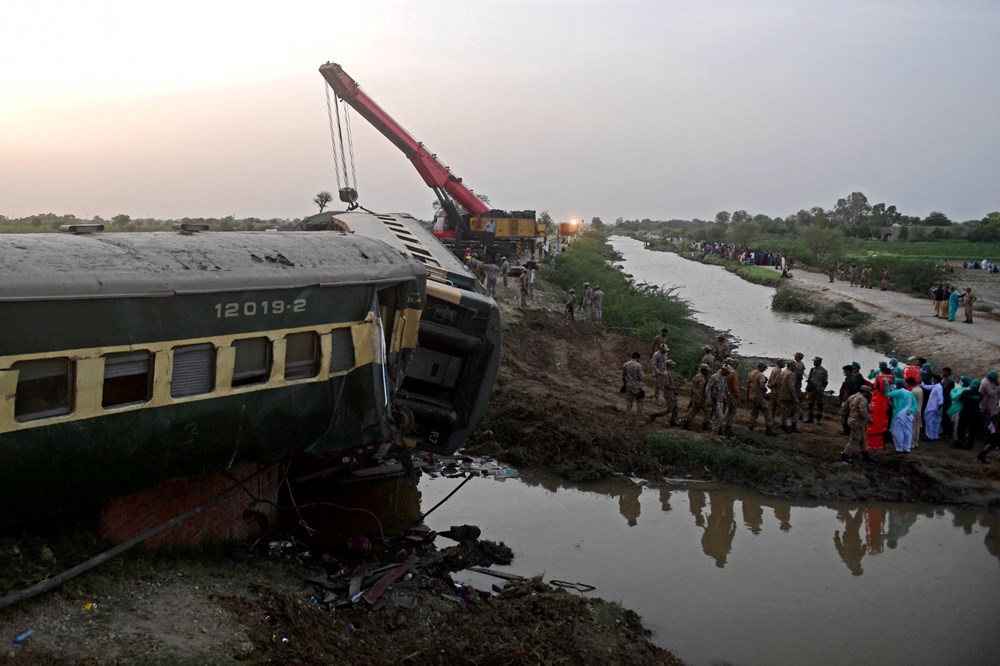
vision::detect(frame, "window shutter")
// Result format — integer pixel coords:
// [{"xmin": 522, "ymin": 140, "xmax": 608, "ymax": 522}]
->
[
  {"xmin": 171, "ymin": 344, "xmax": 215, "ymax": 397},
  {"xmin": 103, "ymin": 351, "xmax": 151, "ymax": 378},
  {"xmin": 329, "ymin": 328, "xmax": 355, "ymax": 373}
]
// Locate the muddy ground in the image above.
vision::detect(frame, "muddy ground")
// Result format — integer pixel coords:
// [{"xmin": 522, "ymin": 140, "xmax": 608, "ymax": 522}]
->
[{"xmin": 2, "ymin": 272, "xmax": 998, "ymax": 665}]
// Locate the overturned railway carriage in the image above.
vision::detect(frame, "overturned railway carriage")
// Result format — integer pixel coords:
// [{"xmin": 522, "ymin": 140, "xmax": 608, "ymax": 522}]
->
[
  {"xmin": 295, "ymin": 211, "xmax": 501, "ymax": 455},
  {"xmin": 0, "ymin": 231, "xmax": 425, "ymax": 528}
]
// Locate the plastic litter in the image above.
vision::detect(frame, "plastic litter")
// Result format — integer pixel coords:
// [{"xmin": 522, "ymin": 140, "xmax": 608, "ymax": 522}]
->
[{"xmin": 12, "ymin": 630, "xmax": 34, "ymax": 645}]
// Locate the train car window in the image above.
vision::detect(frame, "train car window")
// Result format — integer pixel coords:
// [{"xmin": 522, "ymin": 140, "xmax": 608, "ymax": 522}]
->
[
  {"xmin": 170, "ymin": 343, "xmax": 215, "ymax": 398},
  {"xmin": 102, "ymin": 350, "xmax": 153, "ymax": 407},
  {"xmin": 330, "ymin": 327, "xmax": 356, "ymax": 374},
  {"xmin": 232, "ymin": 337, "xmax": 272, "ymax": 387},
  {"xmin": 284, "ymin": 332, "xmax": 320, "ymax": 380},
  {"xmin": 13, "ymin": 357, "xmax": 74, "ymax": 421}
]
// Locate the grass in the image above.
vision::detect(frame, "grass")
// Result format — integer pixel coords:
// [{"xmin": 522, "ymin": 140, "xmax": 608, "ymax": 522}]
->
[
  {"xmin": 855, "ymin": 239, "xmax": 1000, "ymax": 260},
  {"xmin": 549, "ymin": 233, "xmax": 703, "ymax": 373},
  {"xmin": 733, "ymin": 265, "xmax": 783, "ymax": 286},
  {"xmin": 647, "ymin": 433, "xmax": 793, "ymax": 483}
]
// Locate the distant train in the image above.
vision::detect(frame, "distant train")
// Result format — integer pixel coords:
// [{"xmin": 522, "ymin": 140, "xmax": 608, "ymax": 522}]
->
[{"xmin": 0, "ymin": 219, "xmax": 498, "ymax": 528}]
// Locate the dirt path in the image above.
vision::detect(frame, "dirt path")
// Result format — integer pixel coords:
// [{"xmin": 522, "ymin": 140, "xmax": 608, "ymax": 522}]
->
[{"xmin": 788, "ymin": 269, "xmax": 1000, "ymax": 377}]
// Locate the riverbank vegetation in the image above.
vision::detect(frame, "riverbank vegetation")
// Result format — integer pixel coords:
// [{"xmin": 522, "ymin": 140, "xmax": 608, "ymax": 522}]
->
[
  {"xmin": 648, "ymin": 434, "xmax": 793, "ymax": 484},
  {"xmin": 547, "ymin": 233, "xmax": 704, "ymax": 373},
  {"xmin": 612, "ymin": 193, "xmax": 1000, "ymax": 301},
  {"xmin": 770, "ymin": 287, "xmax": 870, "ymax": 329}
]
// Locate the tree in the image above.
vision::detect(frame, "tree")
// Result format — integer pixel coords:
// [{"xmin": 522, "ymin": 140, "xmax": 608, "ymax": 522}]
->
[
  {"xmin": 112, "ymin": 214, "xmax": 131, "ymax": 228},
  {"xmin": 968, "ymin": 212, "xmax": 1000, "ymax": 242},
  {"xmin": 590, "ymin": 216, "xmax": 604, "ymax": 229},
  {"xmin": 923, "ymin": 211, "xmax": 952, "ymax": 226},
  {"xmin": 537, "ymin": 210, "xmax": 553, "ymax": 232},
  {"xmin": 729, "ymin": 220, "xmax": 760, "ymax": 248},
  {"xmin": 898, "ymin": 226, "xmax": 910, "ymax": 241},
  {"xmin": 833, "ymin": 191, "xmax": 871, "ymax": 226},
  {"xmin": 715, "ymin": 211, "xmax": 730, "ymax": 225},
  {"xmin": 798, "ymin": 226, "xmax": 843, "ymax": 266},
  {"xmin": 313, "ymin": 191, "xmax": 333, "ymax": 212},
  {"xmin": 432, "ymin": 192, "xmax": 490, "ymax": 215},
  {"xmin": 731, "ymin": 210, "xmax": 750, "ymax": 224}
]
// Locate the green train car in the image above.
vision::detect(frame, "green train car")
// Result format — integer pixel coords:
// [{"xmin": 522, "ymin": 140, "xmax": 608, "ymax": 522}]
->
[
  {"xmin": 0, "ymin": 229, "xmax": 427, "ymax": 527},
  {"xmin": 295, "ymin": 211, "xmax": 502, "ymax": 455}
]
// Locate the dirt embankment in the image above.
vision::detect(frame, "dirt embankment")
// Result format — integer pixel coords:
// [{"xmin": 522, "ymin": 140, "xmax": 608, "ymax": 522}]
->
[
  {"xmin": 782, "ymin": 270, "xmax": 1000, "ymax": 379},
  {"xmin": 474, "ymin": 307, "xmax": 1000, "ymax": 511}
]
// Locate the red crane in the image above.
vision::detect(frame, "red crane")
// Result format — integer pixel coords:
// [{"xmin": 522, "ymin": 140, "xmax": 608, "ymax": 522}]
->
[{"xmin": 319, "ymin": 62, "xmax": 488, "ymax": 240}]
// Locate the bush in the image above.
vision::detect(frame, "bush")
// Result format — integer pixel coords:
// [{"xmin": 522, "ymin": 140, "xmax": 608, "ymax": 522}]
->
[
  {"xmin": 805, "ymin": 301, "xmax": 872, "ymax": 329},
  {"xmin": 771, "ymin": 287, "xmax": 817, "ymax": 313},
  {"xmin": 851, "ymin": 328, "xmax": 894, "ymax": 347}
]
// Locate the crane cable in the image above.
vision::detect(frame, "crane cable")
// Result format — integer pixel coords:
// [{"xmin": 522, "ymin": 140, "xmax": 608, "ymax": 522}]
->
[
  {"xmin": 343, "ymin": 97, "xmax": 358, "ymax": 190},
  {"xmin": 324, "ymin": 83, "xmax": 343, "ymax": 192}
]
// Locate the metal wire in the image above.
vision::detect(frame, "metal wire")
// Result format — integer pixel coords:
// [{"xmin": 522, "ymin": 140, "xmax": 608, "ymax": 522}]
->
[
  {"xmin": 324, "ymin": 83, "xmax": 343, "ymax": 190},
  {"xmin": 332, "ymin": 92, "xmax": 351, "ymax": 190},
  {"xmin": 343, "ymin": 99, "xmax": 358, "ymax": 190}
]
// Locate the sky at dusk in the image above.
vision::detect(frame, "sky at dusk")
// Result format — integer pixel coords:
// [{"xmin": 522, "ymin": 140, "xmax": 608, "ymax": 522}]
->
[{"xmin": 1, "ymin": 0, "xmax": 997, "ymax": 224}]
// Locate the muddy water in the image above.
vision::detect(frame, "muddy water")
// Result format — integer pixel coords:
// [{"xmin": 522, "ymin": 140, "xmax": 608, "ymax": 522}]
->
[
  {"xmin": 420, "ymin": 471, "xmax": 1000, "ymax": 666},
  {"xmin": 608, "ymin": 236, "xmax": 888, "ymax": 371}
]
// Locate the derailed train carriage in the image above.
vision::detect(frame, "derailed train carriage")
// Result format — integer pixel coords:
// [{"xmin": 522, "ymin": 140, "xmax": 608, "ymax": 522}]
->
[
  {"xmin": 0, "ymin": 221, "xmax": 500, "ymax": 528},
  {"xmin": 294, "ymin": 210, "xmax": 501, "ymax": 454}
]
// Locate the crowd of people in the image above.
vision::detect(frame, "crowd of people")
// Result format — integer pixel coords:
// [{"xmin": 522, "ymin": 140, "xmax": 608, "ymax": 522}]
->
[{"xmin": 619, "ymin": 336, "xmax": 1000, "ymax": 465}]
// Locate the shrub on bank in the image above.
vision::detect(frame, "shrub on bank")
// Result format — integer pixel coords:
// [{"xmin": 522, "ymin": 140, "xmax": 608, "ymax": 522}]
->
[
  {"xmin": 548, "ymin": 234, "xmax": 702, "ymax": 373},
  {"xmin": 771, "ymin": 287, "xmax": 817, "ymax": 313},
  {"xmin": 805, "ymin": 301, "xmax": 872, "ymax": 329},
  {"xmin": 733, "ymin": 265, "xmax": 782, "ymax": 287},
  {"xmin": 647, "ymin": 434, "xmax": 793, "ymax": 483},
  {"xmin": 851, "ymin": 328, "xmax": 894, "ymax": 348}
]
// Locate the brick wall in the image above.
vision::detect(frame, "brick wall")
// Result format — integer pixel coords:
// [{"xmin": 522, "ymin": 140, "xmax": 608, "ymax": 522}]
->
[{"xmin": 99, "ymin": 462, "xmax": 279, "ymax": 548}]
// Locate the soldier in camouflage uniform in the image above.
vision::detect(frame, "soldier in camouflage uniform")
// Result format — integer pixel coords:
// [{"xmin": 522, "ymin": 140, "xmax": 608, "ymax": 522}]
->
[
  {"xmin": 779, "ymin": 361, "xmax": 802, "ymax": 433},
  {"xmin": 683, "ymin": 364, "xmax": 712, "ymax": 430},
  {"xmin": 768, "ymin": 359, "xmax": 784, "ymax": 422},
  {"xmin": 804, "ymin": 356, "xmax": 829, "ymax": 424},
  {"xmin": 840, "ymin": 385, "xmax": 874, "ymax": 462},
  {"xmin": 791, "ymin": 352, "xmax": 806, "ymax": 395},
  {"xmin": 706, "ymin": 365, "xmax": 732, "ymax": 436},
  {"xmin": 746, "ymin": 361, "xmax": 776, "ymax": 436},
  {"xmin": 651, "ymin": 328, "xmax": 670, "ymax": 356},
  {"xmin": 651, "ymin": 344, "xmax": 669, "ymax": 404},
  {"xmin": 699, "ymin": 345, "xmax": 716, "ymax": 370},
  {"xmin": 714, "ymin": 335, "xmax": 730, "ymax": 367},
  {"xmin": 650, "ymin": 359, "xmax": 683, "ymax": 425},
  {"xmin": 622, "ymin": 351, "xmax": 645, "ymax": 419},
  {"xmin": 723, "ymin": 357, "xmax": 741, "ymax": 437}
]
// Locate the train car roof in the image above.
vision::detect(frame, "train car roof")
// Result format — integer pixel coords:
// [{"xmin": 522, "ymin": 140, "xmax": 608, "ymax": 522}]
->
[
  {"xmin": 296, "ymin": 211, "xmax": 482, "ymax": 292},
  {"xmin": 0, "ymin": 231, "xmax": 425, "ymax": 301}
]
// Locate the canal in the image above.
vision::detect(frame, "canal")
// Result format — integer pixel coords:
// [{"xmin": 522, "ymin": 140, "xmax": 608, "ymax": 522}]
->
[
  {"xmin": 418, "ymin": 238, "xmax": 997, "ymax": 664},
  {"xmin": 607, "ymin": 236, "xmax": 888, "ymax": 372},
  {"xmin": 420, "ymin": 470, "xmax": 999, "ymax": 666}
]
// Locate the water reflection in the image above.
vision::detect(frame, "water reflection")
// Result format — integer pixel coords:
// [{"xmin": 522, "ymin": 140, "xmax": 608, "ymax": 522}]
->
[
  {"xmin": 511, "ymin": 471, "xmax": 1000, "ymax": 573},
  {"xmin": 422, "ymin": 471, "xmax": 1000, "ymax": 665}
]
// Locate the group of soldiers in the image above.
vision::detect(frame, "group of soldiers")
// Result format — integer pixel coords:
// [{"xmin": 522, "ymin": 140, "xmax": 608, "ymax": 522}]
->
[
  {"xmin": 565, "ymin": 282, "xmax": 605, "ymax": 321},
  {"xmin": 622, "ymin": 332, "xmax": 831, "ymax": 441},
  {"xmin": 827, "ymin": 262, "xmax": 890, "ymax": 290}
]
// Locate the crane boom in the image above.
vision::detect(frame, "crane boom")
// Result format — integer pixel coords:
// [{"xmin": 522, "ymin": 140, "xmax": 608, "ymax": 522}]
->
[{"xmin": 319, "ymin": 62, "xmax": 489, "ymax": 217}]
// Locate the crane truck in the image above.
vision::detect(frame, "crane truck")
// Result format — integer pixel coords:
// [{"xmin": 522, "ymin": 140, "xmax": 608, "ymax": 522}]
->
[{"xmin": 319, "ymin": 62, "xmax": 537, "ymax": 258}]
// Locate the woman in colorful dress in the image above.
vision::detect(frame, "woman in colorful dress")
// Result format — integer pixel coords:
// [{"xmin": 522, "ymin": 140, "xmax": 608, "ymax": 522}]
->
[{"xmin": 865, "ymin": 363, "xmax": 894, "ymax": 450}]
